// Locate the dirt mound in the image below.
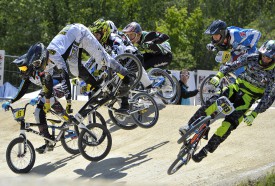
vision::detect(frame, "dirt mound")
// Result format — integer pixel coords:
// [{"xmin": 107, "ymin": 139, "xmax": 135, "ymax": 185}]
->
[{"xmin": 0, "ymin": 99, "xmax": 274, "ymax": 186}]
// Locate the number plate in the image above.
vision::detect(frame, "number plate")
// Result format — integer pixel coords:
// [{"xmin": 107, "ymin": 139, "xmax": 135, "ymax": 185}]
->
[{"xmin": 13, "ymin": 108, "xmax": 25, "ymax": 119}]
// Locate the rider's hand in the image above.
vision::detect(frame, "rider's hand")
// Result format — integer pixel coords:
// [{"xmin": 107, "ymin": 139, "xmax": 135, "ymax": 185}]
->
[
  {"xmin": 206, "ymin": 43, "xmax": 216, "ymax": 51},
  {"xmin": 244, "ymin": 111, "xmax": 258, "ymax": 126},
  {"xmin": 66, "ymin": 101, "xmax": 73, "ymax": 114},
  {"xmin": 43, "ymin": 102, "xmax": 51, "ymax": 113},
  {"xmin": 2, "ymin": 101, "xmax": 11, "ymax": 111},
  {"xmin": 210, "ymin": 76, "xmax": 220, "ymax": 87},
  {"xmin": 143, "ymin": 41, "xmax": 154, "ymax": 48},
  {"xmin": 71, "ymin": 78, "xmax": 79, "ymax": 86},
  {"xmin": 30, "ymin": 96, "xmax": 41, "ymax": 106}
]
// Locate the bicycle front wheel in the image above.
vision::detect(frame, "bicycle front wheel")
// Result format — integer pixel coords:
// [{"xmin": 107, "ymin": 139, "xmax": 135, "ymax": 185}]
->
[
  {"xmin": 78, "ymin": 123, "xmax": 112, "ymax": 161},
  {"xmin": 148, "ymin": 68, "xmax": 177, "ymax": 100},
  {"xmin": 167, "ymin": 146, "xmax": 190, "ymax": 175},
  {"xmin": 115, "ymin": 53, "xmax": 143, "ymax": 89},
  {"xmin": 162, "ymin": 75, "xmax": 181, "ymax": 104},
  {"xmin": 6, "ymin": 137, "xmax": 36, "ymax": 173},
  {"xmin": 131, "ymin": 92, "xmax": 159, "ymax": 128},
  {"xmin": 199, "ymin": 74, "xmax": 216, "ymax": 105}
]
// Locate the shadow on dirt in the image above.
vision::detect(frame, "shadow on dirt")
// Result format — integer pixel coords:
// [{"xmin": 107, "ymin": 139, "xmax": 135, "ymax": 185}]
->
[
  {"xmin": 30, "ymin": 153, "xmax": 81, "ymax": 176},
  {"xmin": 73, "ymin": 141, "xmax": 169, "ymax": 181}
]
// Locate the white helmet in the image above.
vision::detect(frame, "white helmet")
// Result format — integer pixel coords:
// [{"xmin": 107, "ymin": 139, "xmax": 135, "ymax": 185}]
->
[{"xmin": 107, "ymin": 20, "xmax": 118, "ymax": 34}]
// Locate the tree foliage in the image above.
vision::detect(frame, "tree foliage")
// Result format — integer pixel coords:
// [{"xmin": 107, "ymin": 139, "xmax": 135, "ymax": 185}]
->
[{"xmin": 0, "ymin": 0, "xmax": 274, "ymax": 76}]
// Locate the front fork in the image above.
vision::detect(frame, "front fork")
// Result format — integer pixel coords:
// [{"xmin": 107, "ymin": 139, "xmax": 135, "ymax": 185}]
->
[{"xmin": 73, "ymin": 113, "xmax": 98, "ymax": 141}]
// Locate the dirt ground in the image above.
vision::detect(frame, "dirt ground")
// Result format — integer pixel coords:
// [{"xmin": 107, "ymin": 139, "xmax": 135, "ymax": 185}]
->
[{"xmin": 0, "ymin": 99, "xmax": 275, "ymax": 186}]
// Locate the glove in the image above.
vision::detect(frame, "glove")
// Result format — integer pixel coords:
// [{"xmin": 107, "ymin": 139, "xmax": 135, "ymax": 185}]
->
[
  {"xmin": 2, "ymin": 101, "xmax": 11, "ymax": 111},
  {"xmin": 210, "ymin": 76, "xmax": 220, "ymax": 87},
  {"xmin": 66, "ymin": 102, "xmax": 73, "ymax": 114},
  {"xmin": 244, "ymin": 111, "xmax": 258, "ymax": 126},
  {"xmin": 43, "ymin": 102, "xmax": 51, "ymax": 113},
  {"xmin": 71, "ymin": 78, "xmax": 79, "ymax": 85},
  {"xmin": 30, "ymin": 97, "xmax": 40, "ymax": 106},
  {"xmin": 206, "ymin": 43, "xmax": 216, "ymax": 51},
  {"xmin": 143, "ymin": 41, "xmax": 154, "ymax": 48}
]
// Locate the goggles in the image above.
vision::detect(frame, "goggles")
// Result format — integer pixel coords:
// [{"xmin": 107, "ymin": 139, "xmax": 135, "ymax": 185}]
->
[
  {"xmin": 32, "ymin": 60, "xmax": 42, "ymax": 68},
  {"xmin": 18, "ymin": 66, "xmax": 28, "ymax": 72},
  {"xmin": 125, "ymin": 32, "xmax": 138, "ymax": 41}
]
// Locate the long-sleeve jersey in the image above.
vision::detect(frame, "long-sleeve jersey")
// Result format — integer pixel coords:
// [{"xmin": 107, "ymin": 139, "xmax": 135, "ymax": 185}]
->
[
  {"xmin": 11, "ymin": 71, "xmax": 53, "ymax": 103},
  {"xmin": 47, "ymin": 23, "xmax": 127, "ymax": 76},
  {"xmin": 135, "ymin": 31, "xmax": 171, "ymax": 55},
  {"xmin": 218, "ymin": 53, "xmax": 275, "ymax": 113}
]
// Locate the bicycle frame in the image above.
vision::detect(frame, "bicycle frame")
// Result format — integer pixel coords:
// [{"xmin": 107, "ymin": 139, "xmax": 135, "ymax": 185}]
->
[{"xmin": 8, "ymin": 103, "xmax": 77, "ymax": 147}]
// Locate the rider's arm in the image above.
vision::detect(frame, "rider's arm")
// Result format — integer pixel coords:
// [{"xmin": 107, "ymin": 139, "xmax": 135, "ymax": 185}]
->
[
  {"xmin": 151, "ymin": 32, "xmax": 169, "ymax": 44},
  {"xmin": 10, "ymin": 79, "xmax": 31, "ymax": 103},
  {"xmin": 219, "ymin": 54, "xmax": 258, "ymax": 75},
  {"xmin": 254, "ymin": 81, "xmax": 275, "ymax": 114}
]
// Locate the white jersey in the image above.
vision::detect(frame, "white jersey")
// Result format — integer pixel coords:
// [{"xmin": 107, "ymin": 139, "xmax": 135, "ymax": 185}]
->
[{"xmin": 47, "ymin": 23, "xmax": 127, "ymax": 76}]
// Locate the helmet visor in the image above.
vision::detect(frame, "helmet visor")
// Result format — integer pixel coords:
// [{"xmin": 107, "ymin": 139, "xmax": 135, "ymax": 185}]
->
[
  {"xmin": 18, "ymin": 66, "xmax": 28, "ymax": 72},
  {"xmin": 125, "ymin": 32, "xmax": 138, "ymax": 41}
]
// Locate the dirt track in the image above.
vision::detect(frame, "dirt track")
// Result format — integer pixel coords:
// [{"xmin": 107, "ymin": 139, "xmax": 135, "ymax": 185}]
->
[{"xmin": 0, "ymin": 99, "xmax": 275, "ymax": 186}]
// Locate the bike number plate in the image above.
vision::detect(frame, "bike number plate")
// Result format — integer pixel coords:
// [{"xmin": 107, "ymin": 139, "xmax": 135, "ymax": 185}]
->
[{"xmin": 13, "ymin": 108, "xmax": 25, "ymax": 119}]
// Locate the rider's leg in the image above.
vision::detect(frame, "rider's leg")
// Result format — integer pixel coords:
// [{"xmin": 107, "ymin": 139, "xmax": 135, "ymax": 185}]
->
[
  {"xmin": 34, "ymin": 100, "xmax": 54, "ymax": 154},
  {"xmin": 142, "ymin": 53, "xmax": 172, "ymax": 70},
  {"xmin": 179, "ymin": 95, "xmax": 218, "ymax": 135},
  {"xmin": 193, "ymin": 92, "xmax": 255, "ymax": 162}
]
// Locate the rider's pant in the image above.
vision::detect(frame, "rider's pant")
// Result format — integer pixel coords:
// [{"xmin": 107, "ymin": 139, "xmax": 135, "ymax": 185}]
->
[
  {"xmin": 188, "ymin": 84, "xmax": 256, "ymax": 153},
  {"xmin": 143, "ymin": 52, "xmax": 172, "ymax": 70}
]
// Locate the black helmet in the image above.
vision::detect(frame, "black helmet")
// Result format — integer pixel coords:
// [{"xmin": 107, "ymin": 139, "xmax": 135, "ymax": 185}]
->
[
  {"xmin": 25, "ymin": 42, "xmax": 48, "ymax": 72},
  {"xmin": 122, "ymin": 22, "xmax": 142, "ymax": 34},
  {"xmin": 259, "ymin": 40, "xmax": 275, "ymax": 61},
  {"xmin": 204, "ymin": 20, "xmax": 228, "ymax": 45}
]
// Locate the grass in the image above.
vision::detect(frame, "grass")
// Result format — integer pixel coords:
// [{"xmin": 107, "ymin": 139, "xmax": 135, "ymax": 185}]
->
[{"xmin": 237, "ymin": 170, "xmax": 275, "ymax": 186}]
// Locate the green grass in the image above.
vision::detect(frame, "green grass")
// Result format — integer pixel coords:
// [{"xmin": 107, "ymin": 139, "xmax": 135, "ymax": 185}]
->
[{"xmin": 237, "ymin": 170, "xmax": 275, "ymax": 186}]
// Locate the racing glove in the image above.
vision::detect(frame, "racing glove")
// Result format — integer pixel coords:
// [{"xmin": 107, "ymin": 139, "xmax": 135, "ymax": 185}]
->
[
  {"xmin": 210, "ymin": 76, "xmax": 220, "ymax": 87},
  {"xmin": 71, "ymin": 78, "xmax": 79, "ymax": 86},
  {"xmin": 244, "ymin": 111, "xmax": 258, "ymax": 126},
  {"xmin": 30, "ymin": 96, "xmax": 41, "ymax": 106},
  {"xmin": 66, "ymin": 101, "xmax": 73, "ymax": 114},
  {"xmin": 43, "ymin": 102, "xmax": 51, "ymax": 113},
  {"xmin": 2, "ymin": 101, "xmax": 11, "ymax": 111},
  {"xmin": 206, "ymin": 43, "xmax": 217, "ymax": 51}
]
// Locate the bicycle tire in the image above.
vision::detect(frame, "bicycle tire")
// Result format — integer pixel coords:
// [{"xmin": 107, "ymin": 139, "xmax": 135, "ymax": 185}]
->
[
  {"xmin": 108, "ymin": 100, "xmax": 138, "ymax": 130},
  {"xmin": 167, "ymin": 146, "xmax": 189, "ymax": 175},
  {"xmin": 131, "ymin": 92, "xmax": 159, "ymax": 128},
  {"xmin": 78, "ymin": 123, "xmax": 112, "ymax": 161},
  {"xmin": 199, "ymin": 74, "xmax": 216, "ymax": 105},
  {"xmin": 162, "ymin": 75, "xmax": 181, "ymax": 104},
  {"xmin": 84, "ymin": 110, "xmax": 107, "ymax": 127},
  {"xmin": 148, "ymin": 68, "xmax": 177, "ymax": 100},
  {"xmin": 115, "ymin": 53, "xmax": 143, "ymax": 89},
  {"xmin": 6, "ymin": 137, "xmax": 36, "ymax": 173},
  {"xmin": 61, "ymin": 125, "xmax": 79, "ymax": 155}
]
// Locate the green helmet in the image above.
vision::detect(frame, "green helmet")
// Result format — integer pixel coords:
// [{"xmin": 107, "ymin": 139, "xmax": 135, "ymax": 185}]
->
[{"xmin": 89, "ymin": 18, "xmax": 111, "ymax": 44}]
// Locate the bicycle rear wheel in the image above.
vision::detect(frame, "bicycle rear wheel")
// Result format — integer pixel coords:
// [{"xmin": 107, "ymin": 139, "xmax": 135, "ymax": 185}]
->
[
  {"xmin": 148, "ymin": 68, "xmax": 176, "ymax": 100},
  {"xmin": 61, "ymin": 125, "xmax": 79, "ymax": 155},
  {"xmin": 6, "ymin": 137, "xmax": 36, "ymax": 173},
  {"xmin": 78, "ymin": 123, "xmax": 112, "ymax": 161},
  {"xmin": 108, "ymin": 99, "xmax": 138, "ymax": 130},
  {"xmin": 130, "ymin": 92, "xmax": 159, "ymax": 128}
]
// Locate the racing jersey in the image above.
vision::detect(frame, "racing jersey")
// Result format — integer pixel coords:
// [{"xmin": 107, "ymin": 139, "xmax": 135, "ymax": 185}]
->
[
  {"xmin": 47, "ymin": 23, "xmax": 127, "ymax": 76},
  {"xmin": 218, "ymin": 53, "xmax": 275, "ymax": 113},
  {"xmin": 135, "ymin": 31, "xmax": 171, "ymax": 55}
]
